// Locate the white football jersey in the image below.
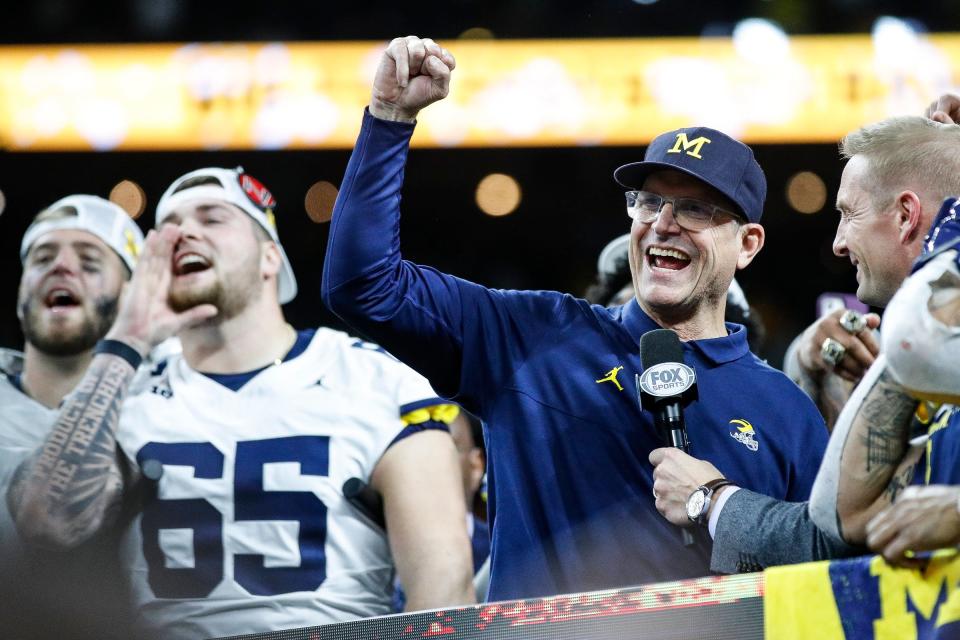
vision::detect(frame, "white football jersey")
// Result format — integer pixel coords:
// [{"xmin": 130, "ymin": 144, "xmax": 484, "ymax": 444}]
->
[
  {"xmin": 116, "ymin": 328, "xmax": 446, "ymax": 639},
  {"xmin": 0, "ymin": 349, "xmax": 57, "ymax": 558}
]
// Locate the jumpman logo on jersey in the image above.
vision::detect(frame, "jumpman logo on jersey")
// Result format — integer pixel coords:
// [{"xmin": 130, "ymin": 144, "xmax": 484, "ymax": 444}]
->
[{"xmin": 595, "ymin": 366, "xmax": 624, "ymax": 391}]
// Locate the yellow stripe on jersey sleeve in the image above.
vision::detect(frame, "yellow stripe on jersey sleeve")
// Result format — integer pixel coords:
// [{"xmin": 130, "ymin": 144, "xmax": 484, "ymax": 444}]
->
[{"xmin": 401, "ymin": 403, "xmax": 460, "ymax": 427}]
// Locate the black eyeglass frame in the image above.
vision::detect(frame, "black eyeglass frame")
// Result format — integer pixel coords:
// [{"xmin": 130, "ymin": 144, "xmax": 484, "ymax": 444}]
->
[{"xmin": 625, "ymin": 190, "xmax": 746, "ymax": 230}]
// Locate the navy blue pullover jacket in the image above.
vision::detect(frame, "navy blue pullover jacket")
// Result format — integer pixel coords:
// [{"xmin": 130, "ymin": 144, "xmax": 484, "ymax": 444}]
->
[{"xmin": 323, "ymin": 110, "xmax": 828, "ymax": 601}]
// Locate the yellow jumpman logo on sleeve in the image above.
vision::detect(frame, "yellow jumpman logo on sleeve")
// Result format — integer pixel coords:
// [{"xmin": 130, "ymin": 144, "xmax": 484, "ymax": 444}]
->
[{"xmin": 595, "ymin": 366, "xmax": 624, "ymax": 391}]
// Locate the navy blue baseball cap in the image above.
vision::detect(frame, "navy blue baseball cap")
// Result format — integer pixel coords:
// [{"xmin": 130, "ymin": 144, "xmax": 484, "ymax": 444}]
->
[{"xmin": 613, "ymin": 127, "xmax": 767, "ymax": 223}]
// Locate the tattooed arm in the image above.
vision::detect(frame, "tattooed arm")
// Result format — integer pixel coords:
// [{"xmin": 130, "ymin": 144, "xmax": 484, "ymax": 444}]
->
[
  {"xmin": 809, "ymin": 354, "xmax": 923, "ymax": 544},
  {"xmin": 835, "ymin": 368, "xmax": 923, "ymax": 542},
  {"xmin": 7, "ymin": 226, "xmax": 217, "ymax": 548},
  {"xmin": 7, "ymin": 356, "xmax": 137, "ymax": 547}
]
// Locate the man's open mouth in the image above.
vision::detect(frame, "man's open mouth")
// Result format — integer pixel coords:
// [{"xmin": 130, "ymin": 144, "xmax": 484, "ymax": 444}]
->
[
  {"xmin": 174, "ymin": 253, "xmax": 212, "ymax": 276},
  {"xmin": 647, "ymin": 246, "xmax": 691, "ymax": 270},
  {"xmin": 44, "ymin": 287, "xmax": 80, "ymax": 309}
]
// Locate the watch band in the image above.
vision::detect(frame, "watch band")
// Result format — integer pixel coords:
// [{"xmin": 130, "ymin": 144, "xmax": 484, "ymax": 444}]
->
[{"xmin": 702, "ymin": 478, "xmax": 732, "ymax": 494}]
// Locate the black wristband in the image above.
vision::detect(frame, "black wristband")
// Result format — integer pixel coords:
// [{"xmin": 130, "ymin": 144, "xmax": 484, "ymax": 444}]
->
[{"xmin": 94, "ymin": 339, "xmax": 143, "ymax": 371}]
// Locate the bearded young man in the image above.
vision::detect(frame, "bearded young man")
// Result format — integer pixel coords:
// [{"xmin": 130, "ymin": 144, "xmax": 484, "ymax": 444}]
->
[
  {"xmin": 9, "ymin": 169, "xmax": 474, "ymax": 639},
  {"xmin": 2, "ymin": 195, "xmax": 144, "ymax": 638}
]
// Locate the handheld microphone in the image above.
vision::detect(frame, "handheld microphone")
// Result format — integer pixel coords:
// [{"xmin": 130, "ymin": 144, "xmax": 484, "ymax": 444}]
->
[{"xmin": 638, "ymin": 328, "xmax": 699, "ymax": 546}]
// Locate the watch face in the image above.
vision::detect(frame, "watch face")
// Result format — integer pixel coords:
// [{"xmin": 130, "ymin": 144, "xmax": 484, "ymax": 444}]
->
[{"xmin": 686, "ymin": 490, "xmax": 706, "ymax": 520}]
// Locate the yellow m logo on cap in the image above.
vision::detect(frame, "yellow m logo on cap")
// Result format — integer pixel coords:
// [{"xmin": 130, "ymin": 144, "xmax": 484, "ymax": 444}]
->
[
  {"xmin": 124, "ymin": 230, "xmax": 141, "ymax": 262},
  {"xmin": 667, "ymin": 133, "xmax": 711, "ymax": 160}
]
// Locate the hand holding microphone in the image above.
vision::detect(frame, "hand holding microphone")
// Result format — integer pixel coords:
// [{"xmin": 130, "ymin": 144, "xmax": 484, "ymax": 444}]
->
[
  {"xmin": 649, "ymin": 448, "xmax": 725, "ymax": 529},
  {"xmin": 638, "ymin": 329, "xmax": 700, "ymax": 545}
]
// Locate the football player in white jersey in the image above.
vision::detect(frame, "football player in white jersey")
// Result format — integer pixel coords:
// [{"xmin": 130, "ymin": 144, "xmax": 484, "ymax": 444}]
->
[
  {"xmin": 1, "ymin": 195, "xmax": 145, "ymax": 637},
  {"xmin": 9, "ymin": 168, "xmax": 474, "ymax": 639}
]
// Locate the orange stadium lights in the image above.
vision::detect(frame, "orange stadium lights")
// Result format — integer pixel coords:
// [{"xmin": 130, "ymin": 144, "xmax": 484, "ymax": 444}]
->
[
  {"xmin": 458, "ymin": 27, "xmax": 495, "ymax": 39},
  {"xmin": 786, "ymin": 171, "xmax": 828, "ymax": 215},
  {"xmin": 304, "ymin": 180, "xmax": 339, "ymax": 224},
  {"xmin": 2, "ymin": 34, "xmax": 960, "ymax": 150},
  {"xmin": 475, "ymin": 173, "xmax": 521, "ymax": 217},
  {"xmin": 109, "ymin": 179, "xmax": 147, "ymax": 219}
]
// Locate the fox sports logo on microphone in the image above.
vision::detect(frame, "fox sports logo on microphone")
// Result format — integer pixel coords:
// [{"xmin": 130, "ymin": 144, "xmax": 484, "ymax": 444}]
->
[{"xmin": 639, "ymin": 363, "xmax": 696, "ymax": 397}]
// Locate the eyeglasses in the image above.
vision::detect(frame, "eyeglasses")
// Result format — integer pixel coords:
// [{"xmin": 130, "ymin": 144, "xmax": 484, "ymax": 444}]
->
[{"xmin": 625, "ymin": 190, "xmax": 743, "ymax": 231}]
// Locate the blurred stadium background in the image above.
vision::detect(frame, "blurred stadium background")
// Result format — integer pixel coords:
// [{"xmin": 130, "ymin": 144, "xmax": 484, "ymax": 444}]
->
[{"xmin": 1, "ymin": 0, "xmax": 959, "ymax": 366}]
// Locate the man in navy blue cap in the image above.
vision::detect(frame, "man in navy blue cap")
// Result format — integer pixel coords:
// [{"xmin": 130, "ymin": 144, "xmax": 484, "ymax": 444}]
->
[
  {"xmin": 611, "ymin": 126, "xmax": 766, "ymax": 344},
  {"xmin": 323, "ymin": 35, "xmax": 828, "ymax": 600}
]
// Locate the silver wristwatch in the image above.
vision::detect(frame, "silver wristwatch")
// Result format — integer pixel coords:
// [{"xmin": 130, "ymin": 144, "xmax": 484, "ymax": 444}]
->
[{"xmin": 686, "ymin": 478, "xmax": 732, "ymax": 525}]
